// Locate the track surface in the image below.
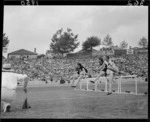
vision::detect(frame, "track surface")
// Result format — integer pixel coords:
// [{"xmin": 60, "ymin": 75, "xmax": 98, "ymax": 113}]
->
[{"xmin": 1, "ymin": 83, "xmax": 148, "ymax": 119}]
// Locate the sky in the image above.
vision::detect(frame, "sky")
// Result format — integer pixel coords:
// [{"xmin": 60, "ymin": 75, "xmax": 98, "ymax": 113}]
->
[{"xmin": 3, "ymin": 6, "xmax": 148, "ymax": 56}]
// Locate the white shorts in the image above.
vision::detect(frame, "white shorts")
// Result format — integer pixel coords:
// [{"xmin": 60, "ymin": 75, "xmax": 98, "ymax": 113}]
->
[
  {"xmin": 107, "ymin": 70, "xmax": 114, "ymax": 76},
  {"xmin": 1, "ymin": 87, "xmax": 16, "ymax": 103},
  {"xmin": 73, "ymin": 74, "xmax": 79, "ymax": 79},
  {"xmin": 80, "ymin": 71, "xmax": 86, "ymax": 76}
]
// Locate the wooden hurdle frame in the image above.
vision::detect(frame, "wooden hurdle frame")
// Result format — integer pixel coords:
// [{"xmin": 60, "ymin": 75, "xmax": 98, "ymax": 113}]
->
[
  {"xmin": 75, "ymin": 77, "xmax": 119, "ymax": 93},
  {"xmin": 94, "ymin": 76, "xmax": 120, "ymax": 93},
  {"xmin": 75, "ymin": 75, "xmax": 146, "ymax": 95},
  {"xmin": 119, "ymin": 75, "xmax": 137, "ymax": 95}
]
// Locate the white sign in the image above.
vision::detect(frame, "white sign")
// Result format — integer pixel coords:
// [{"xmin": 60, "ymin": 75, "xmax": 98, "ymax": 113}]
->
[{"xmin": 127, "ymin": 49, "xmax": 133, "ymax": 54}]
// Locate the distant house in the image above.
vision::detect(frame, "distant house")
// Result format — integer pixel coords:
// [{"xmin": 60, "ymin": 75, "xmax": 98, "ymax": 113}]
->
[
  {"xmin": 8, "ymin": 49, "xmax": 37, "ymax": 59},
  {"xmin": 126, "ymin": 46, "xmax": 134, "ymax": 55},
  {"xmin": 98, "ymin": 46, "xmax": 115, "ymax": 56},
  {"xmin": 132, "ymin": 47, "xmax": 148, "ymax": 54},
  {"xmin": 46, "ymin": 50, "xmax": 54, "ymax": 58}
]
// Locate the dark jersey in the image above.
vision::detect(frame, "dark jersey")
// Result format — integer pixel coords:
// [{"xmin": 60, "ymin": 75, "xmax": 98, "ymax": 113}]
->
[
  {"xmin": 102, "ymin": 63, "xmax": 107, "ymax": 72},
  {"xmin": 76, "ymin": 66, "xmax": 88, "ymax": 75},
  {"xmin": 99, "ymin": 62, "xmax": 108, "ymax": 76}
]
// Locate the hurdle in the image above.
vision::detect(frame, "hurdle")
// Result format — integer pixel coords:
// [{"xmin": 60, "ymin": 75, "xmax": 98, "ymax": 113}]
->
[
  {"xmin": 76, "ymin": 77, "xmax": 120, "ymax": 94},
  {"xmin": 94, "ymin": 77, "xmax": 108, "ymax": 93},
  {"xmin": 75, "ymin": 75, "xmax": 147, "ymax": 95},
  {"xmin": 119, "ymin": 75, "xmax": 143, "ymax": 95}
]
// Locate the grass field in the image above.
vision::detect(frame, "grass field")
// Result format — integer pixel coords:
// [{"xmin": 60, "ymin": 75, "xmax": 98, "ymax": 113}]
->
[{"xmin": 0, "ymin": 79, "xmax": 148, "ymax": 119}]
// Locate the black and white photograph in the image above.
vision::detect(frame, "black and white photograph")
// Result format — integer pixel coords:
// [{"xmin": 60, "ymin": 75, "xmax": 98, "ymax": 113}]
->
[{"xmin": 1, "ymin": 5, "xmax": 148, "ymax": 119}]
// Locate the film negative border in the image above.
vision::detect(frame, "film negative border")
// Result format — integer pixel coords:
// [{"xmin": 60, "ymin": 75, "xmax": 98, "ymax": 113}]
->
[{"xmin": 3, "ymin": 0, "xmax": 150, "ymax": 6}]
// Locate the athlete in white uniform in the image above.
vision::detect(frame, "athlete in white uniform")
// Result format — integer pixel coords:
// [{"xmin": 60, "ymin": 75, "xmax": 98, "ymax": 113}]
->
[
  {"xmin": 104, "ymin": 56, "xmax": 119, "ymax": 95},
  {"xmin": 1, "ymin": 63, "xmax": 29, "ymax": 112}
]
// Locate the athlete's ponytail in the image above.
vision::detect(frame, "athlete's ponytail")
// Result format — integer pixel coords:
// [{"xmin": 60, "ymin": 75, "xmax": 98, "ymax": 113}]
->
[
  {"xmin": 77, "ymin": 63, "xmax": 88, "ymax": 73},
  {"xmin": 83, "ymin": 67, "xmax": 88, "ymax": 73}
]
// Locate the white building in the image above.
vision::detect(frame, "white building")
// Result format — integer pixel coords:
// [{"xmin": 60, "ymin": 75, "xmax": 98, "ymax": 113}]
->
[{"xmin": 8, "ymin": 49, "xmax": 37, "ymax": 59}]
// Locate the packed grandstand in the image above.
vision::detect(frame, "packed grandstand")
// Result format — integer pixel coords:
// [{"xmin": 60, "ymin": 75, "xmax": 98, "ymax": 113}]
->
[{"xmin": 3, "ymin": 51, "xmax": 148, "ymax": 84}]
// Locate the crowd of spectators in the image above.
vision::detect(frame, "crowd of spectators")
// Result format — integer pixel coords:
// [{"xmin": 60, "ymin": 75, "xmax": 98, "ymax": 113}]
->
[{"xmin": 3, "ymin": 53, "xmax": 148, "ymax": 83}]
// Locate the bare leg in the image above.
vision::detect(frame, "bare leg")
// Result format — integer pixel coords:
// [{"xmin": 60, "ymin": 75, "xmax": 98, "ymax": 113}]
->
[
  {"xmin": 107, "ymin": 73, "xmax": 114, "ymax": 95},
  {"xmin": 93, "ymin": 72, "xmax": 104, "ymax": 83},
  {"xmin": 109, "ymin": 78, "xmax": 112, "ymax": 93},
  {"xmin": 71, "ymin": 76, "xmax": 75, "ymax": 85},
  {"xmin": 74, "ymin": 74, "xmax": 84, "ymax": 86},
  {"xmin": 71, "ymin": 74, "xmax": 78, "ymax": 86}
]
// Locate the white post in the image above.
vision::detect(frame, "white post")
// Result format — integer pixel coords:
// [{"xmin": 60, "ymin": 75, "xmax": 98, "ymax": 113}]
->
[
  {"xmin": 80, "ymin": 81, "xmax": 82, "ymax": 90},
  {"xmin": 117, "ymin": 77, "xmax": 119, "ymax": 93},
  {"xmin": 135, "ymin": 76, "xmax": 137, "ymax": 95},
  {"xmin": 86, "ymin": 80, "xmax": 88, "ymax": 90},
  {"xmin": 105, "ymin": 77, "xmax": 107, "ymax": 92},
  {"xmin": 120, "ymin": 76, "xmax": 122, "ymax": 93},
  {"xmin": 95, "ymin": 80, "xmax": 97, "ymax": 91}
]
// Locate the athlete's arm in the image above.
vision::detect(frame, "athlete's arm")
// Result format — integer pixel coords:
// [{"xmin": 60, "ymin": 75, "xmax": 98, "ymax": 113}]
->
[
  {"xmin": 93, "ymin": 62, "xmax": 105, "ymax": 72},
  {"xmin": 98, "ymin": 63, "xmax": 106, "ymax": 71}
]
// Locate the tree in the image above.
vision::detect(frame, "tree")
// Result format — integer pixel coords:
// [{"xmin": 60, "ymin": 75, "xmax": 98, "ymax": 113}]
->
[
  {"xmin": 82, "ymin": 36, "xmax": 101, "ymax": 51},
  {"xmin": 50, "ymin": 28, "xmax": 79, "ymax": 55},
  {"xmin": 138, "ymin": 37, "xmax": 148, "ymax": 48},
  {"xmin": 3, "ymin": 33, "xmax": 10, "ymax": 53},
  {"xmin": 120, "ymin": 40, "xmax": 128, "ymax": 49},
  {"xmin": 103, "ymin": 34, "xmax": 113, "ymax": 46}
]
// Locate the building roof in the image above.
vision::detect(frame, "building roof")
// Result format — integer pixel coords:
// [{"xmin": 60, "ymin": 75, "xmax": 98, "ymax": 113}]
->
[{"xmin": 8, "ymin": 49, "xmax": 37, "ymax": 55}]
